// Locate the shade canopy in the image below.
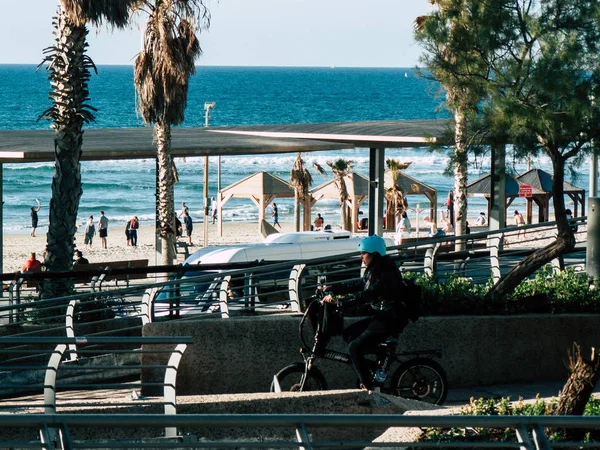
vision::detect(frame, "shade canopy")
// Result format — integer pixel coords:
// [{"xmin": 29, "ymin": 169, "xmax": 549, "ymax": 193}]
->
[
  {"xmin": 467, "ymin": 169, "xmax": 585, "ymax": 224},
  {"xmin": 516, "ymin": 169, "xmax": 586, "ymax": 222},
  {"xmin": 309, "ymin": 173, "xmax": 369, "ymax": 232},
  {"xmin": 217, "ymin": 171, "xmax": 294, "ymax": 235},
  {"xmin": 384, "ymin": 171, "xmax": 438, "ymax": 226}
]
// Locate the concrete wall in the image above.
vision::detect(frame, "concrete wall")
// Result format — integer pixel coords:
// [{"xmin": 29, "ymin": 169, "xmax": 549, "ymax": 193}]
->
[{"xmin": 142, "ymin": 314, "xmax": 600, "ymax": 395}]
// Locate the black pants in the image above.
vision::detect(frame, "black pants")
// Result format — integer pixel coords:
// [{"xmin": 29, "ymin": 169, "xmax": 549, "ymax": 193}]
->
[{"xmin": 342, "ymin": 316, "xmax": 390, "ymax": 389}]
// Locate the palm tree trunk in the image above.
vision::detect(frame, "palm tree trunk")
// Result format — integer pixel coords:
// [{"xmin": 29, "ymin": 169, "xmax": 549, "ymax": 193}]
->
[
  {"xmin": 294, "ymin": 190, "xmax": 300, "ymax": 232},
  {"xmin": 41, "ymin": 7, "xmax": 88, "ymax": 300},
  {"xmin": 486, "ymin": 154, "xmax": 575, "ymax": 300},
  {"xmin": 155, "ymin": 122, "xmax": 176, "ymax": 265},
  {"xmin": 453, "ymin": 105, "xmax": 468, "ymax": 251}
]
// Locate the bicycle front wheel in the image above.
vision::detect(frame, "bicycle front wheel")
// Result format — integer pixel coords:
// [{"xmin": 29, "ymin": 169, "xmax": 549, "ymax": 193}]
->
[
  {"xmin": 270, "ymin": 363, "xmax": 327, "ymax": 392},
  {"xmin": 390, "ymin": 358, "xmax": 448, "ymax": 405}
]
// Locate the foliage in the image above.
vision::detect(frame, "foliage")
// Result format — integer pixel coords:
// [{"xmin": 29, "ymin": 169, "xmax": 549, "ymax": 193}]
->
[
  {"xmin": 37, "ymin": 1, "xmax": 138, "ymax": 299},
  {"xmin": 416, "ymin": 396, "xmax": 600, "ymax": 446},
  {"xmin": 133, "ymin": 0, "xmax": 210, "ymax": 264},
  {"xmin": 405, "ymin": 268, "xmax": 600, "ymax": 316},
  {"xmin": 326, "ymin": 159, "xmax": 355, "ymax": 230}
]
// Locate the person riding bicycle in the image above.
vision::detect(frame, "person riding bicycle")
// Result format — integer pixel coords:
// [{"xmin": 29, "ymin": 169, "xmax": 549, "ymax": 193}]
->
[{"xmin": 322, "ymin": 235, "xmax": 408, "ymax": 390}]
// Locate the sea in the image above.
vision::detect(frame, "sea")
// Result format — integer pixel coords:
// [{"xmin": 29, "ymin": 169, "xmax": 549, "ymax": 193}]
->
[{"xmin": 0, "ymin": 64, "xmax": 573, "ymax": 234}]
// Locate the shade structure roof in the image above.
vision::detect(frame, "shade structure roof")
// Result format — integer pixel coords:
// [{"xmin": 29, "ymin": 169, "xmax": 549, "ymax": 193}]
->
[
  {"xmin": 0, "ymin": 127, "xmax": 353, "ymax": 163},
  {"xmin": 220, "ymin": 171, "xmax": 294, "ymax": 197},
  {"xmin": 310, "ymin": 172, "xmax": 369, "ymax": 199},
  {"xmin": 516, "ymin": 168, "xmax": 584, "ymax": 194},
  {"xmin": 0, "ymin": 120, "xmax": 447, "ymax": 163},
  {"xmin": 467, "ymin": 173, "xmax": 545, "ymax": 197},
  {"xmin": 385, "ymin": 170, "xmax": 437, "ymax": 195},
  {"xmin": 210, "ymin": 119, "xmax": 448, "ymax": 148}
]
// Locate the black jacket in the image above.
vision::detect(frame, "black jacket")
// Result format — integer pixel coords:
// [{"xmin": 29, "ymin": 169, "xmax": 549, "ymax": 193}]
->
[{"xmin": 331, "ymin": 260, "xmax": 406, "ymax": 326}]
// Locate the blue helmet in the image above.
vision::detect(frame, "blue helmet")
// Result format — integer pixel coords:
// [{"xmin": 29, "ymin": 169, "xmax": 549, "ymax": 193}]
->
[{"xmin": 357, "ymin": 235, "xmax": 386, "ymax": 257}]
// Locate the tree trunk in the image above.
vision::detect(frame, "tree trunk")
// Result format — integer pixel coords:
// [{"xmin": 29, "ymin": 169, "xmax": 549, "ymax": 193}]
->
[
  {"xmin": 155, "ymin": 122, "xmax": 176, "ymax": 265},
  {"xmin": 42, "ymin": 7, "xmax": 88, "ymax": 301},
  {"xmin": 453, "ymin": 104, "xmax": 468, "ymax": 251},
  {"xmin": 294, "ymin": 190, "xmax": 300, "ymax": 232},
  {"xmin": 486, "ymin": 152, "xmax": 575, "ymax": 300},
  {"xmin": 555, "ymin": 344, "xmax": 600, "ymax": 441}
]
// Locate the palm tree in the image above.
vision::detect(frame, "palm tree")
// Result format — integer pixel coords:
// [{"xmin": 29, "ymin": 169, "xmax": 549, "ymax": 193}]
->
[
  {"xmin": 38, "ymin": 0, "xmax": 138, "ymax": 299},
  {"xmin": 326, "ymin": 159, "xmax": 355, "ymax": 231},
  {"xmin": 134, "ymin": 0, "xmax": 209, "ymax": 265},
  {"xmin": 415, "ymin": 0, "xmax": 490, "ymax": 250},
  {"xmin": 289, "ymin": 153, "xmax": 325, "ymax": 231},
  {"xmin": 385, "ymin": 159, "xmax": 411, "ymax": 230}
]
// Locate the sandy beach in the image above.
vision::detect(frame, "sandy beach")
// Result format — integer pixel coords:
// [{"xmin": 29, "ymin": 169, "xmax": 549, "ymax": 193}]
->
[{"xmin": 4, "ymin": 210, "xmax": 559, "ymax": 274}]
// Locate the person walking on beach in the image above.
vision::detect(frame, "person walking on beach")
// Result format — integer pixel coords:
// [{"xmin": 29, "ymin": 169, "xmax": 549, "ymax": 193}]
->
[
  {"xmin": 30, "ymin": 198, "xmax": 41, "ymax": 237},
  {"xmin": 272, "ymin": 203, "xmax": 281, "ymax": 229},
  {"xmin": 183, "ymin": 210, "xmax": 193, "ymax": 245},
  {"xmin": 129, "ymin": 216, "xmax": 140, "ymax": 246},
  {"xmin": 514, "ymin": 210, "xmax": 526, "ymax": 239},
  {"xmin": 98, "ymin": 211, "xmax": 109, "ymax": 249},
  {"xmin": 84, "ymin": 216, "xmax": 95, "ymax": 248},
  {"xmin": 210, "ymin": 197, "xmax": 218, "ymax": 224},
  {"xmin": 178, "ymin": 202, "xmax": 189, "ymax": 218}
]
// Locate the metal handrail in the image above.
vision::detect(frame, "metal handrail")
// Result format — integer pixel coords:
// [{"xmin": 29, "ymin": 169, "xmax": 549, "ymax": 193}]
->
[{"xmin": 0, "ymin": 413, "xmax": 598, "ymax": 449}]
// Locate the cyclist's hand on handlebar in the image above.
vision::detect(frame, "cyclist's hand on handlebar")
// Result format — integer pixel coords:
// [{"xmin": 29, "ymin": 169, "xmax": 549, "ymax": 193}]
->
[{"xmin": 322, "ymin": 294, "xmax": 339, "ymax": 306}]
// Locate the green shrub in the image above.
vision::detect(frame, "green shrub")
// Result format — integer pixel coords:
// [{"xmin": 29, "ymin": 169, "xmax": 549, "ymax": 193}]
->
[
  {"xmin": 416, "ymin": 396, "xmax": 599, "ymax": 447},
  {"xmin": 404, "ymin": 268, "xmax": 600, "ymax": 316}
]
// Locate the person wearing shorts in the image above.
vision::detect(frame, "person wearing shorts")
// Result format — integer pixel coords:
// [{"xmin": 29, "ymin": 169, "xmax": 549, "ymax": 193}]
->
[{"xmin": 98, "ymin": 211, "xmax": 109, "ymax": 249}]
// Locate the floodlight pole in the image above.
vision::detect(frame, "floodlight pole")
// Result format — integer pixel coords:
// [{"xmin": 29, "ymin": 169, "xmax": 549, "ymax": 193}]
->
[{"xmin": 203, "ymin": 102, "xmax": 216, "ymax": 248}]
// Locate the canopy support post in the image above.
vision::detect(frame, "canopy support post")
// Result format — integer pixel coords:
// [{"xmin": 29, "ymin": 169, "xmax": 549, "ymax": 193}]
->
[{"xmin": 368, "ymin": 147, "xmax": 385, "ymax": 236}]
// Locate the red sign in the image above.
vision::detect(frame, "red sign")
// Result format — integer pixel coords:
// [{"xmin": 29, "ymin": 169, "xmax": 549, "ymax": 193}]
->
[{"xmin": 519, "ymin": 184, "xmax": 533, "ymax": 198}]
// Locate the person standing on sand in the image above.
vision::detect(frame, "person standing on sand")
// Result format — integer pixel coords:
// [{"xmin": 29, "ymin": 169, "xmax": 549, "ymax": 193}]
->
[
  {"xmin": 129, "ymin": 216, "xmax": 140, "ymax": 247},
  {"xmin": 183, "ymin": 210, "xmax": 193, "ymax": 245},
  {"xmin": 210, "ymin": 197, "xmax": 218, "ymax": 224},
  {"xmin": 30, "ymin": 199, "xmax": 41, "ymax": 237},
  {"xmin": 272, "ymin": 203, "xmax": 281, "ymax": 229},
  {"xmin": 514, "ymin": 210, "xmax": 526, "ymax": 239},
  {"xmin": 98, "ymin": 211, "xmax": 109, "ymax": 249},
  {"xmin": 84, "ymin": 216, "xmax": 95, "ymax": 248},
  {"xmin": 178, "ymin": 202, "xmax": 189, "ymax": 218}
]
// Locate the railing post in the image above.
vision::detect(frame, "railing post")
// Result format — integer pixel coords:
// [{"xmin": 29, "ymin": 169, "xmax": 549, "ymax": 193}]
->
[
  {"xmin": 141, "ymin": 287, "xmax": 158, "ymax": 325},
  {"xmin": 164, "ymin": 343, "xmax": 188, "ymax": 439},
  {"xmin": 532, "ymin": 423, "xmax": 552, "ymax": 450},
  {"xmin": 219, "ymin": 275, "xmax": 231, "ymax": 319},
  {"xmin": 489, "ymin": 235, "xmax": 502, "ymax": 283},
  {"xmin": 515, "ymin": 424, "xmax": 535, "ymax": 450},
  {"xmin": 288, "ymin": 264, "xmax": 306, "ymax": 312},
  {"xmin": 65, "ymin": 300, "xmax": 78, "ymax": 361},
  {"xmin": 44, "ymin": 344, "xmax": 67, "ymax": 414},
  {"xmin": 296, "ymin": 423, "xmax": 313, "ymax": 450},
  {"xmin": 423, "ymin": 244, "xmax": 439, "ymax": 277}
]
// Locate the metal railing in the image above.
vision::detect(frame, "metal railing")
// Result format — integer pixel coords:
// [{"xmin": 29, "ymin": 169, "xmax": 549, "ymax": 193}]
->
[
  {"xmin": 0, "ymin": 336, "xmax": 191, "ymax": 438},
  {"xmin": 0, "ymin": 218, "xmax": 588, "ymax": 331},
  {"xmin": 0, "ymin": 413, "xmax": 598, "ymax": 449}
]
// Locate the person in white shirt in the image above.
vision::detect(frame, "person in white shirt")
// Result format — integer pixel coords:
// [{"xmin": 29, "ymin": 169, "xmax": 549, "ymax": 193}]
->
[{"xmin": 475, "ymin": 212, "xmax": 487, "ymax": 226}]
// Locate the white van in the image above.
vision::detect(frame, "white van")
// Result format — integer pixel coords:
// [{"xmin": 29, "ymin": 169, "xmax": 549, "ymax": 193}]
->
[{"xmin": 154, "ymin": 231, "xmax": 393, "ymax": 318}]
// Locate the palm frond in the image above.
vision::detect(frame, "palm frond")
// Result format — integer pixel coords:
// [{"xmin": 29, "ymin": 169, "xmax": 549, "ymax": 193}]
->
[{"xmin": 60, "ymin": 0, "xmax": 141, "ymax": 28}]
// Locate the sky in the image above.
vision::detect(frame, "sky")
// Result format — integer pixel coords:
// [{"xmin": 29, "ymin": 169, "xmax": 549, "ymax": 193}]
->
[{"xmin": 0, "ymin": 0, "xmax": 431, "ymax": 67}]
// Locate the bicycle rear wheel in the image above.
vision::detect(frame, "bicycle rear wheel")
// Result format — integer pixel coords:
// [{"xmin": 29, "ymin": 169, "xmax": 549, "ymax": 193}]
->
[
  {"xmin": 390, "ymin": 358, "xmax": 448, "ymax": 405},
  {"xmin": 270, "ymin": 363, "xmax": 327, "ymax": 392}
]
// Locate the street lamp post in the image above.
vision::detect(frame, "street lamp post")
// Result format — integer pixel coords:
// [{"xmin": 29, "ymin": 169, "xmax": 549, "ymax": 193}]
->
[{"xmin": 203, "ymin": 102, "xmax": 216, "ymax": 248}]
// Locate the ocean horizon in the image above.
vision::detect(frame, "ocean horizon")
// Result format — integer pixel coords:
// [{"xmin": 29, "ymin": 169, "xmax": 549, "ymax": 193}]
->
[{"xmin": 0, "ymin": 65, "xmax": 572, "ymax": 234}]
